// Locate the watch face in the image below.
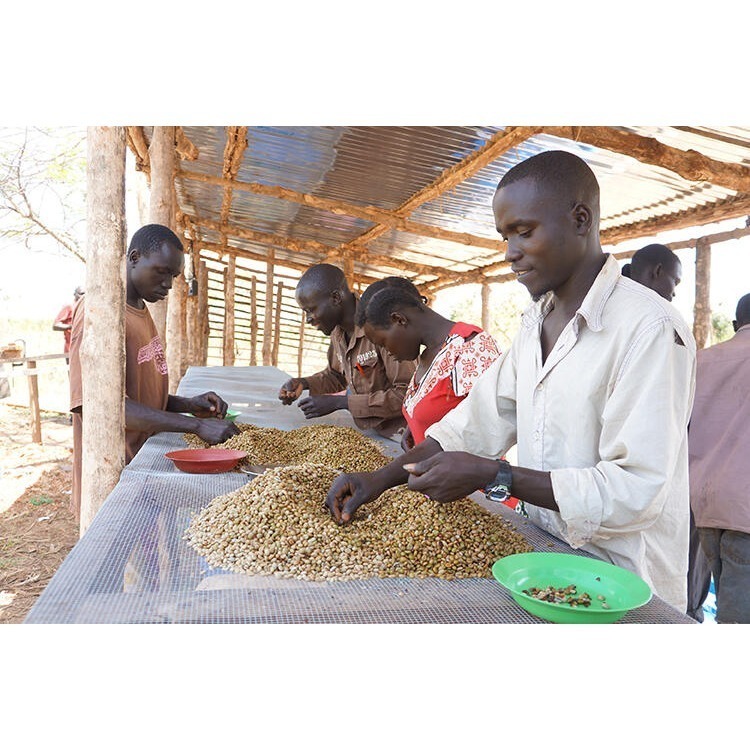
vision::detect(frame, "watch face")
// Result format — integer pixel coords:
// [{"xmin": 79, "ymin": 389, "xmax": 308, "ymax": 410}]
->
[{"xmin": 486, "ymin": 485, "xmax": 511, "ymax": 503}]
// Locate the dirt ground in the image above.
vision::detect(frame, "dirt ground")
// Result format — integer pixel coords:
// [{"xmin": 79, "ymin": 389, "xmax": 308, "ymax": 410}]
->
[{"xmin": 0, "ymin": 402, "xmax": 78, "ymax": 624}]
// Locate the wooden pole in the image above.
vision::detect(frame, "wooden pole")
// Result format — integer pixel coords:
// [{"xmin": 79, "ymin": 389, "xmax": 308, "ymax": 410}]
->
[
  {"xmin": 197, "ymin": 260, "xmax": 209, "ymax": 365},
  {"xmin": 481, "ymin": 283, "xmax": 491, "ymax": 331},
  {"xmin": 250, "ymin": 275, "xmax": 258, "ymax": 366},
  {"xmin": 27, "ymin": 359, "xmax": 41, "ymax": 444},
  {"xmin": 262, "ymin": 253, "xmax": 274, "ymax": 366},
  {"xmin": 223, "ymin": 256, "xmax": 236, "ymax": 366},
  {"xmin": 693, "ymin": 236, "xmax": 712, "ymax": 349},
  {"xmin": 185, "ymin": 253, "xmax": 200, "ymax": 368},
  {"xmin": 146, "ymin": 126, "xmax": 176, "ymax": 345},
  {"xmin": 297, "ymin": 310, "xmax": 305, "ymax": 378},
  {"xmin": 272, "ymin": 281, "xmax": 283, "ymax": 367},
  {"xmin": 81, "ymin": 126, "xmax": 126, "ymax": 537},
  {"xmin": 343, "ymin": 255, "xmax": 355, "ymax": 290}
]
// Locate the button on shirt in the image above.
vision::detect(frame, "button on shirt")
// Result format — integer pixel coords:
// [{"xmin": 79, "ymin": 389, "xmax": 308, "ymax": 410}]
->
[
  {"xmin": 426, "ymin": 255, "xmax": 696, "ymax": 610},
  {"xmin": 689, "ymin": 323, "xmax": 750, "ymax": 534}
]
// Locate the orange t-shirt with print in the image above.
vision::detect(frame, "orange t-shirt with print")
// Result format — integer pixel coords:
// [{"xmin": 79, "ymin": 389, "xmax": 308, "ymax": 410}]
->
[{"xmin": 69, "ymin": 302, "xmax": 169, "ymax": 517}]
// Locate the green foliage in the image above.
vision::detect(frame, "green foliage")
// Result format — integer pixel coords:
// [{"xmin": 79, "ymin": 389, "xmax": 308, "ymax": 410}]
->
[
  {"xmin": 439, "ymin": 283, "xmax": 528, "ymax": 351},
  {"xmin": 712, "ymin": 312, "xmax": 734, "ymax": 344}
]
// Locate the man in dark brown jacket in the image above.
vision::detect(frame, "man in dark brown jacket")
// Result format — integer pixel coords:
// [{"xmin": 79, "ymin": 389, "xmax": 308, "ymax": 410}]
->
[{"xmin": 279, "ymin": 264, "xmax": 416, "ymax": 439}]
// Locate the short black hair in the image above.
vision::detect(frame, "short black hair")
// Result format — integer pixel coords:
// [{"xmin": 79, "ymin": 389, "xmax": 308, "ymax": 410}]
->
[
  {"xmin": 356, "ymin": 276, "xmax": 426, "ymax": 328},
  {"xmin": 297, "ymin": 263, "xmax": 349, "ymax": 295},
  {"xmin": 496, "ymin": 149, "xmax": 600, "ymax": 214},
  {"xmin": 128, "ymin": 224, "xmax": 184, "ymax": 256},
  {"xmin": 626, "ymin": 243, "xmax": 680, "ymax": 276},
  {"xmin": 735, "ymin": 293, "xmax": 750, "ymax": 328}
]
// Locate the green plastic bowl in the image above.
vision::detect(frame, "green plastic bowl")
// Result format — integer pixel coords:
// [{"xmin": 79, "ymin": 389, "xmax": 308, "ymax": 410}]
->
[{"xmin": 491, "ymin": 552, "xmax": 652, "ymax": 624}]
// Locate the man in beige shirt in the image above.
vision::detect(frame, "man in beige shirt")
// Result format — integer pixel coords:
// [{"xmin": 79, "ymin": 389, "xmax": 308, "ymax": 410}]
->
[
  {"xmin": 689, "ymin": 293, "xmax": 750, "ymax": 623},
  {"xmin": 279, "ymin": 263, "xmax": 416, "ymax": 439},
  {"xmin": 326, "ymin": 150, "xmax": 696, "ymax": 611}
]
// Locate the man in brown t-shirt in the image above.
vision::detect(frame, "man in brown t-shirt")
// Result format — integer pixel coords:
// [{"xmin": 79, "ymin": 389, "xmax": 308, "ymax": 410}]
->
[
  {"xmin": 69, "ymin": 224, "xmax": 239, "ymax": 520},
  {"xmin": 279, "ymin": 263, "xmax": 416, "ymax": 439}
]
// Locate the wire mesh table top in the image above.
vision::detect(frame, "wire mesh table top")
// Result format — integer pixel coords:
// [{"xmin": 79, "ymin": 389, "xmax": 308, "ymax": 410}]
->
[{"xmin": 25, "ymin": 366, "xmax": 695, "ymax": 625}]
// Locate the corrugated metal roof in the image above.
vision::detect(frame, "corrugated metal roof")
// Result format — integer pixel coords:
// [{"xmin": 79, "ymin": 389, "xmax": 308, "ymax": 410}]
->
[{"xmin": 158, "ymin": 125, "xmax": 750, "ymax": 369}]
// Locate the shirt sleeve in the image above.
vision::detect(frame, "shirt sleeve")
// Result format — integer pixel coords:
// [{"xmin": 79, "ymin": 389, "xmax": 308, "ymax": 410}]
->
[
  {"xmin": 549, "ymin": 318, "xmax": 695, "ymax": 548},
  {"xmin": 426, "ymin": 345, "xmax": 518, "ymax": 456},
  {"xmin": 304, "ymin": 342, "xmax": 348, "ymax": 395},
  {"xmin": 346, "ymin": 347, "xmax": 416, "ymax": 420}
]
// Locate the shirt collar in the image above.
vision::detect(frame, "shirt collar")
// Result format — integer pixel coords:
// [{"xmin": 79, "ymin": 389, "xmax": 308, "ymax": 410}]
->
[{"xmin": 520, "ymin": 253, "xmax": 618, "ymax": 333}]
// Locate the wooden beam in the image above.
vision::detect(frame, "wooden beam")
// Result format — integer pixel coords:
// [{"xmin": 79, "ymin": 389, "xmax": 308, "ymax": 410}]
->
[
  {"xmin": 81, "ymin": 126, "xmax": 126, "ymax": 535},
  {"xmin": 542, "ymin": 126, "xmax": 750, "ymax": 193},
  {"xmin": 481, "ymin": 283, "xmax": 491, "ymax": 331},
  {"xmin": 297, "ymin": 309, "xmax": 305, "ymax": 378},
  {"xmin": 147, "ymin": 126, "xmax": 176, "ymax": 346},
  {"xmin": 192, "ymin": 216, "xmax": 481, "ymax": 282},
  {"xmin": 250, "ymin": 275, "xmax": 258, "ymax": 366},
  {"xmin": 198, "ymin": 259, "xmax": 209, "ymax": 365},
  {"xmin": 27, "ymin": 359, "xmax": 41, "ymax": 444},
  {"xmin": 601, "ymin": 194, "xmax": 750, "ymax": 247},
  {"xmin": 125, "ymin": 126, "xmax": 150, "ymax": 175},
  {"xmin": 223, "ymin": 256, "xmax": 236, "ymax": 366},
  {"xmin": 664, "ymin": 223, "xmax": 750, "ymax": 252},
  {"xmin": 693, "ymin": 237, "xmax": 712, "ymax": 349},
  {"xmin": 340, "ymin": 126, "xmax": 541, "ymax": 252},
  {"xmin": 178, "ymin": 168, "xmax": 502, "ymax": 252},
  {"xmin": 263, "ymin": 252, "xmax": 274, "ymax": 366},
  {"xmin": 175, "ymin": 127, "xmax": 199, "ymax": 161},
  {"xmin": 272, "ymin": 281, "xmax": 283, "ymax": 367}
]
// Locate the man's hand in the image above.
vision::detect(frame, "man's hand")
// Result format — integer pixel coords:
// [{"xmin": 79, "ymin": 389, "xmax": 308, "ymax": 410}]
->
[
  {"xmin": 279, "ymin": 378, "xmax": 307, "ymax": 405},
  {"xmin": 403, "ymin": 452, "xmax": 499, "ymax": 503},
  {"xmin": 325, "ymin": 471, "xmax": 387, "ymax": 525},
  {"xmin": 400, "ymin": 426, "xmax": 414, "ymax": 453},
  {"xmin": 185, "ymin": 391, "xmax": 229, "ymax": 418},
  {"xmin": 298, "ymin": 394, "xmax": 348, "ymax": 419},
  {"xmin": 194, "ymin": 417, "xmax": 240, "ymax": 445}
]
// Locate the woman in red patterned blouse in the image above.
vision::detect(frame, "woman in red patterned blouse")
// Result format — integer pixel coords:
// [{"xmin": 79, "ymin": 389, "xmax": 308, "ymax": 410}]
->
[{"xmin": 356, "ymin": 277, "xmax": 502, "ymax": 452}]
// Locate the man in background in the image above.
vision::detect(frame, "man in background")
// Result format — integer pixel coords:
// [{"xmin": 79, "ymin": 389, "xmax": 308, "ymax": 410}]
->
[
  {"xmin": 53, "ymin": 285, "xmax": 85, "ymax": 359},
  {"xmin": 689, "ymin": 293, "xmax": 750, "ymax": 623},
  {"xmin": 279, "ymin": 263, "xmax": 416, "ymax": 441}
]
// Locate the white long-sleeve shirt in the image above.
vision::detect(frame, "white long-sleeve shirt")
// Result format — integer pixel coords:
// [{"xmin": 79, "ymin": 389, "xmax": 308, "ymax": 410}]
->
[{"xmin": 426, "ymin": 255, "xmax": 696, "ymax": 611}]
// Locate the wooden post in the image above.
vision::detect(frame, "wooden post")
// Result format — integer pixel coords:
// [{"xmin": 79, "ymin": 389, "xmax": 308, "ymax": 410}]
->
[
  {"xmin": 27, "ymin": 359, "xmax": 41, "ymax": 444},
  {"xmin": 186, "ymin": 253, "xmax": 200, "ymax": 368},
  {"xmin": 481, "ymin": 282, "xmax": 491, "ymax": 331},
  {"xmin": 223, "ymin": 256, "xmax": 236, "ymax": 366},
  {"xmin": 180, "ymin": 274, "xmax": 189, "ymax": 378},
  {"xmin": 167, "ymin": 270, "xmax": 186, "ymax": 391},
  {"xmin": 262, "ymin": 253, "xmax": 274, "ymax": 366},
  {"xmin": 146, "ymin": 126, "xmax": 176, "ymax": 345},
  {"xmin": 81, "ymin": 126, "xmax": 126, "ymax": 537},
  {"xmin": 197, "ymin": 260, "xmax": 209, "ymax": 365},
  {"xmin": 693, "ymin": 236, "xmax": 712, "ymax": 349},
  {"xmin": 250, "ymin": 274, "xmax": 258, "ymax": 366},
  {"xmin": 272, "ymin": 281, "xmax": 283, "ymax": 367},
  {"xmin": 343, "ymin": 254, "xmax": 355, "ymax": 289},
  {"xmin": 297, "ymin": 310, "xmax": 305, "ymax": 378}
]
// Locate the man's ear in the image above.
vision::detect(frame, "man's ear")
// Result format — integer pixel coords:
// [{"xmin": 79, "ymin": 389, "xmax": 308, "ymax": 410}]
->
[
  {"xmin": 390, "ymin": 310, "xmax": 409, "ymax": 327},
  {"xmin": 572, "ymin": 202, "xmax": 593, "ymax": 235},
  {"xmin": 128, "ymin": 248, "xmax": 141, "ymax": 266},
  {"xmin": 733, "ymin": 319, "xmax": 739, "ymax": 333},
  {"xmin": 330, "ymin": 289, "xmax": 343, "ymax": 306},
  {"xmin": 652, "ymin": 262, "xmax": 664, "ymax": 279}
]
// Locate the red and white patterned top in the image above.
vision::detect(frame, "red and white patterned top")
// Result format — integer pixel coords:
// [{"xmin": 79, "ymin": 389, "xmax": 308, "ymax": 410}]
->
[{"xmin": 402, "ymin": 322, "xmax": 501, "ymax": 444}]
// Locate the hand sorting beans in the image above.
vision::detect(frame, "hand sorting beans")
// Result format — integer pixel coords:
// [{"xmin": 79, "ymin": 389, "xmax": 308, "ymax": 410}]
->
[{"xmin": 183, "ymin": 425, "xmax": 532, "ymax": 581}]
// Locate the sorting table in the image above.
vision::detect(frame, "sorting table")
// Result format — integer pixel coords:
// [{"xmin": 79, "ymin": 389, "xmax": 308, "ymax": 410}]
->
[{"xmin": 25, "ymin": 366, "xmax": 695, "ymax": 624}]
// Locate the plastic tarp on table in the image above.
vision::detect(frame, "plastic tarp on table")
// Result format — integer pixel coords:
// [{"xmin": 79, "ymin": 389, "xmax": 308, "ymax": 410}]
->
[{"xmin": 25, "ymin": 366, "xmax": 694, "ymax": 624}]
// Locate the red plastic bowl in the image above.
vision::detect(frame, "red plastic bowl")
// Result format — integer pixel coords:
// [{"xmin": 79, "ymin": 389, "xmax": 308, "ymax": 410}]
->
[{"xmin": 165, "ymin": 448, "xmax": 247, "ymax": 474}]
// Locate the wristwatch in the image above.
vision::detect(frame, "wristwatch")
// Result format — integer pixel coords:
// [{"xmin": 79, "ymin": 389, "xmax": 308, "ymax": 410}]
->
[{"xmin": 484, "ymin": 459, "xmax": 513, "ymax": 503}]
